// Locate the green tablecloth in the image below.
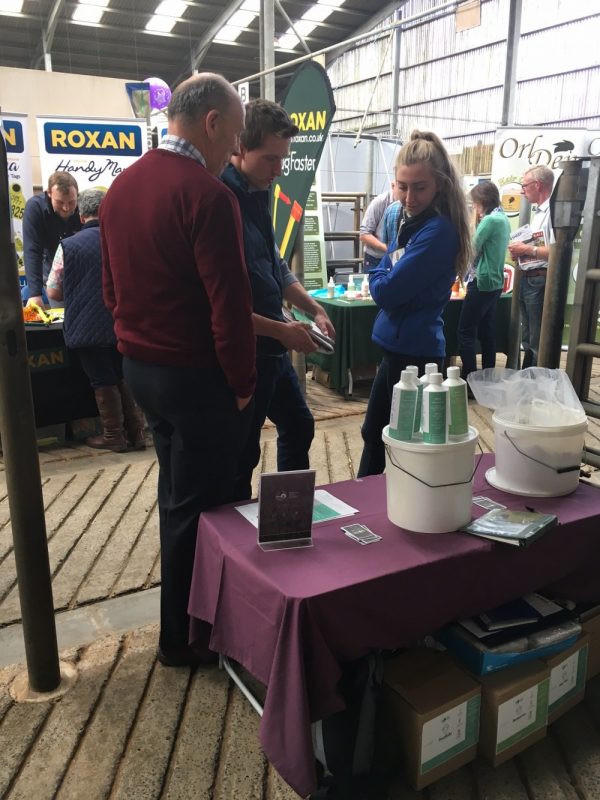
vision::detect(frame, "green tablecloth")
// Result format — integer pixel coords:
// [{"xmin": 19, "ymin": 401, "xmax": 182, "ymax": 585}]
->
[{"xmin": 294, "ymin": 294, "xmax": 511, "ymax": 392}]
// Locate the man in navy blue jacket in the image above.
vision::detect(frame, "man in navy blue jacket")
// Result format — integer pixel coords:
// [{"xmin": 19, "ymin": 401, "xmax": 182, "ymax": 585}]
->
[
  {"xmin": 222, "ymin": 99, "xmax": 335, "ymax": 500},
  {"xmin": 23, "ymin": 171, "xmax": 81, "ymax": 306}
]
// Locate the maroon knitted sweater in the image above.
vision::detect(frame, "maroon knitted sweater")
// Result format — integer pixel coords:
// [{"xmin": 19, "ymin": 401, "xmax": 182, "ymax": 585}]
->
[{"xmin": 100, "ymin": 149, "xmax": 256, "ymax": 398}]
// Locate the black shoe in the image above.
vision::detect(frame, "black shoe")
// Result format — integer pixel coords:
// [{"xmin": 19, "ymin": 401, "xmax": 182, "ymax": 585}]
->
[{"xmin": 157, "ymin": 644, "xmax": 218, "ymax": 668}]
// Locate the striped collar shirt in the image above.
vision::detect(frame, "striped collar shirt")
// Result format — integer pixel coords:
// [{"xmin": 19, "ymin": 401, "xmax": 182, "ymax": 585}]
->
[{"xmin": 159, "ymin": 135, "xmax": 206, "ymax": 167}]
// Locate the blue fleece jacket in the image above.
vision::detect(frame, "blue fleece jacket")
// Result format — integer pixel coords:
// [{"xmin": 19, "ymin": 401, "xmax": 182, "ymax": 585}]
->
[{"xmin": 369, "ymin": 214, "xmax": 458, "ymax": 357}]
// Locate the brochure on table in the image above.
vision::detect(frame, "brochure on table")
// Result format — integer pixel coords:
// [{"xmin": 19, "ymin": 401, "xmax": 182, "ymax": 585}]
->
[{"xmin": 236, "ymin": 487, "xmax": 358, "ymax": 530}]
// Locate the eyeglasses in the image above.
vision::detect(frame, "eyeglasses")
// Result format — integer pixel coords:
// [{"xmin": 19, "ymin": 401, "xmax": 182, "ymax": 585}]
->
[{"xmin": 520, "ymin": 180, "xmax": 538, "ymax": 189}]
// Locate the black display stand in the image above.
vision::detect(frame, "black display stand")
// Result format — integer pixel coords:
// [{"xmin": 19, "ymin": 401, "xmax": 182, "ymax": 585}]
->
[{"xmin": 25, "ymin": 323, "xmax": 98, "ymax": 428}]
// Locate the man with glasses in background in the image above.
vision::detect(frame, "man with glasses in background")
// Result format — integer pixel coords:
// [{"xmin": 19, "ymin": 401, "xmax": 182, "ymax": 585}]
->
[{"xmin": 508, "ymin": 165, "xmax": 555, "ymax": 367}]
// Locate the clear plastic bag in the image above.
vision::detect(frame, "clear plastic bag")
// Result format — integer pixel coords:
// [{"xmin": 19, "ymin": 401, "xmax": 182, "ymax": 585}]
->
[{"xmin": 467, "ymin": 368, "xmax": 586, "ymax": 426}]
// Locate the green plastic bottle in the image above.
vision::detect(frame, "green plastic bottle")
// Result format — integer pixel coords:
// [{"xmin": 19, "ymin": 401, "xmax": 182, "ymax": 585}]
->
[
  {"xmin": 389, "ymin": 370, "xmax": 418, "ymax": 441},
  {"xmin": 422, "ymin": 373, "xmax": 448, "ymax": 444},
  {"xmin": 443, "ymin": 366, "xmax": 469, "ymax": 439}
]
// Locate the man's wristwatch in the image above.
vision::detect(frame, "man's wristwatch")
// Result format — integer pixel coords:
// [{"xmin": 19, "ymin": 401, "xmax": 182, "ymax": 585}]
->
[{"xmin": 532, "ymin": 246, "xmax": 538, "ymax": 258}]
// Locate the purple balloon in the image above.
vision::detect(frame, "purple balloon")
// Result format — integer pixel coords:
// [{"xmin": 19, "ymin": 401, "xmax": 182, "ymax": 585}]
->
[{"xmin": 145, "ymin": 76, "xmax": 172, "ymax": 110}]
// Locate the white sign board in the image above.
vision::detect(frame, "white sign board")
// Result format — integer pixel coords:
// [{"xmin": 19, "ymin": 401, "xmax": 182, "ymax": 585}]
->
[{"xmin": 36, "ymin": 115, "xmax": 148, "ymax": 192}]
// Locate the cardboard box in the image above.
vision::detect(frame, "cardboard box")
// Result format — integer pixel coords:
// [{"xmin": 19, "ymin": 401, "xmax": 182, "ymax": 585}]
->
[
  {"xmin": 541, "ymin": 635, "xmax": 588, "ymax": 724},
  {"xmin": 383, "ymin": 648, "xmax": 481, "ymax": 790},
  {"xmin": 475, "ymin": 660, "xmax": 549, "ymax": 766},
  {"xmin": 311, "ymin": 365, "xmax": 332, "ymax": 388},
  {"xmin": 581, "ymin": 611, "xmax": 600, "ymax": 679},
  {"xmin": 437, "ymin": 623, "xmax": 579, "ymax": 675}
]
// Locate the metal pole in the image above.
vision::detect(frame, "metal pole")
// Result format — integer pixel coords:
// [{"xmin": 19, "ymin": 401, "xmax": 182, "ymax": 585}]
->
[
  {"xmin": 506, "ymin": 197, "xmax": 530, "ymax": 369},
  {"xmin": 501, "ymin": 0, "xmax": 522, "ymax": 126},
  {"xmin": 232, "ymin": 0, "xmax": 459, "ymax": 87},
  {"xmin": 566, "ymin": 157, "xmax": 600, "ymax": 398},
  {"xmin": 506, "ymin": 268, "xmax": 522, "ymax": 369},
  {"xmin": 538, "ymin": 160, "xmax": 585, "ymax": 368},
  {"xmin": 390, "ymin": 9, "xmax": 402, "ymax": 139},
  {"xmin": 0, "ymin": 126, "xmax": 61, "ymax": 691},
  {"xmin": 259, "ymin": 0, "xmax": 265, "ymax": 98},
  {"xmin": 289, "ymin": 219, "xmax": 307, "ymax": 395},
  {"xmin": 260, "ymin": 0, "xmax": 275, "ymax": 101}
]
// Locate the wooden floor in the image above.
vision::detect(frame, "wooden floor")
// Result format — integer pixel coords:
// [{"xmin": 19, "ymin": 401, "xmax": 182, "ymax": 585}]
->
[{"xmin": 1, "ymin": 359, "xmax": 600, "ymax": 800}]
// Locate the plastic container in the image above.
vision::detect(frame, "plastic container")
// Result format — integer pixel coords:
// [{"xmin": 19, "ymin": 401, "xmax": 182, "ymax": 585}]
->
[
  {"xmin": 347, "ymin": 274, "xmax": 356, "ymax": 294},
  {"xmin": 422, "ymin": 373, "xmax": 448, "ymax": 444},
  {"xmin": 327, "ymin": 277, "xmax": 335, "ymax": 298},
  {"xmin": 487, "ymin": 410, "xmax": 587, "ymax": 497},
  {"xmin": 420, "ymin": 363, "xmax": 438, "ymax": 385},
  {"xmin": 405, "ymin": 366, "xmax": 421, "ymax": 433},
  {"xmin": 389, "ymin": 371, "xmax": 418, "ymax": 442},
  {"xmin": 382, "ymin": 424, "xmax": 479, "ymax": 533},
  {"xmin": 416, "ymin": 364, "xmax": 438, "ymax": 433},
  {"xmin": 443, "ymin": 366, "xmax": 469, "ymax": 439}
]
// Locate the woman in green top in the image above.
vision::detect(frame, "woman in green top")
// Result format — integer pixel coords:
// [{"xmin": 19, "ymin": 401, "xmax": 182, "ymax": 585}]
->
[{"xmin": 458, "ymin": 181, "xmax": 511, "ymax": 379}]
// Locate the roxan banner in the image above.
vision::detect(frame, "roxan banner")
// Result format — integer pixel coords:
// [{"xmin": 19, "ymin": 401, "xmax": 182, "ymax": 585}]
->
[
  {"xmin": 36, "ymin": 115, "xmax": 147, "ymax": 192},
  {"xmin": 273, "ymin": 61, "xmax": 336, "ymax": 262},
  {"xmin": 1, "ymin": 112, "xmax": 32, "ymax": 279}
]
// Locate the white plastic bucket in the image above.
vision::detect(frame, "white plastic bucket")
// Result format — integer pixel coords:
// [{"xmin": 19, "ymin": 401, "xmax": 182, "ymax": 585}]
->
[
  {"xmin": 487, "ymin": 410, "xmax": 587, "ymax": 497},
  {"xmin": 382, "ymin": 425, "xmax": 479, "ymax": 534}
]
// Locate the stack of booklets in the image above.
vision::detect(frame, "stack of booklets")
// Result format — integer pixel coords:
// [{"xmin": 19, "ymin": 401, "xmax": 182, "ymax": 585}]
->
[
  {"xmin": 461, "ymin": 508, "xmax": 558, "ymax": 547},
  {"xmin": 510, "ymin": 223, "xmax": 547, "ymax": 269},
  {"xmin": 459, "ymin": 593, "xmax": 579, "ymax": 653}
]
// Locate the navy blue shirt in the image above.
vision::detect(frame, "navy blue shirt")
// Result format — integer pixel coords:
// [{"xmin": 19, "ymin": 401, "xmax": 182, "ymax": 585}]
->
[{"xmin": 23, "ymin": 192, "xmax": 81, "ymax": 296}]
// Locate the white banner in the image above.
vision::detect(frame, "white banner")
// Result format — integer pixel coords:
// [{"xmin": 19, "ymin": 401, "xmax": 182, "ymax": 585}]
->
[
  {"xmin": 35, "ymin": 115, "xmax": 148, "ymax": 193},
  {"xmin": 491, "ymin": 127, "xmax": 600, "ymax": 220},
  {"xmin": 301, "ymin": 175, "xmax": 328, "ymax": 291},
  {"xmin": 491, "ymin": 127, "xmax": 600, "ymax": 343},
  {"xmin": 1, "ymin": 112, "xmax": 33, "ymax": 279}
]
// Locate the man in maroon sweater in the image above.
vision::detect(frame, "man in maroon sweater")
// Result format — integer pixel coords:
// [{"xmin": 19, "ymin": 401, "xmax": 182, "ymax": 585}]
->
[{"xmin": 100, "ymin": 73, "xmax": 256, "ymax": 667}]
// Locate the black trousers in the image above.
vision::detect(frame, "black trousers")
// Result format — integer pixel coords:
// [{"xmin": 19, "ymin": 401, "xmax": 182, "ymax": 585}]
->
[
  {"xmin": 357, "ymin": 352, "xmax": 443, "ymax": 478},
  {"xmin": 457, "ymin": 280, "xmax": 502, "ymax": 379},
  {"xmin": 234, "ymin": 353, "xmax": 314, "ymax": 501},
  {"xmin": 123, "ymin": 356, "xmax": 254, "ymax": 653},
  {"xmin": 75, "ymin": 346, "xmax": 123, "ymax": 389}
]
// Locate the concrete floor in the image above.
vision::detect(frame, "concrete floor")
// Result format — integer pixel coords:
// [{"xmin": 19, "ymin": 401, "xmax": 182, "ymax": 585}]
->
[{"xmin": 1, "ymin": 373, "xmax": 600, "ymax": 799}]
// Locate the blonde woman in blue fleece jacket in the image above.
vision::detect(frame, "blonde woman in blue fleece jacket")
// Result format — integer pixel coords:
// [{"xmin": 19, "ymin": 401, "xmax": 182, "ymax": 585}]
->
[{"xmin": 357, "ymin": 130, "xmax": 471, "ymax": 477}]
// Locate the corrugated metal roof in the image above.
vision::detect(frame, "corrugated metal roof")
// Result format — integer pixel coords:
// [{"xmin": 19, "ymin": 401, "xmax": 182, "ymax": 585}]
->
[
  {"xmin": 0, "ymin": 0, "xmax": 394, "ymax": 90},
  {"xmin": 328, "ymin": 0, "xmax": 600, "ymax": 149}
]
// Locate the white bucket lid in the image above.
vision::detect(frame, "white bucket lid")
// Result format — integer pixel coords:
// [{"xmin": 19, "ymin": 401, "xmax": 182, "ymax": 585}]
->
[
  {"xmin": 492, "ymin": 409, "xmax": 588, "ymax": 434},
  {"xmin": 382, "ymin": 425, "xmax": 479, "ymax": 453}
]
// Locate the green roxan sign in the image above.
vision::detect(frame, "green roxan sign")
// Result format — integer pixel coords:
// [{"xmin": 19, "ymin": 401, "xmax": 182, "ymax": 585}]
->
[{"xmin": 272, "ymin": 60, "xmax": 336, "ymax": 262}]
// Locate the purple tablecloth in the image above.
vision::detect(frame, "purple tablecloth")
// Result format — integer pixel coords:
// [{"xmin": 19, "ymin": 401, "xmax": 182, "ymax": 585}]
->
[{"xmin": 188, "ymin": 454, "xmax": 600, "ymax": 798}]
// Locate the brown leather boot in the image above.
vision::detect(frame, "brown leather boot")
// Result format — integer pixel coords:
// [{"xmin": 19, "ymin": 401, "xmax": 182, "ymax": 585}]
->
[
  {"xmin": 118, "ymin": 380, "xmax": 146, "ymax": 450},
  {"xmin": 86, "ymin": 386, "xmax": 128, "ymax": 452}
]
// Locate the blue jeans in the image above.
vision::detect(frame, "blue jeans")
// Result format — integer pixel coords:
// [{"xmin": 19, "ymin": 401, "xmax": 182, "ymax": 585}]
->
[
  {"xmin": 363, "ymin": 252, "xmax": 384, "ymax": 271},
  {"xmin": 519, "ymin": 272, "xmax": 546, "ymax": 368},
  {"xmin": 457, "ymin": 280, "xmax": 502, "ymax": 378},
  {"xmin": 358, "ymin": 352, "xmax": 443, "ymax": 477},
  {"xmin": 233, "ymin": 353, "xmax": 315, "ymax": 501}
]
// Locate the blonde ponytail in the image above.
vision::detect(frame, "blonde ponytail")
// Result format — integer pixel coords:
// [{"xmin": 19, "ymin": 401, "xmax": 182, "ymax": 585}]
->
[{"xmin": 395, "ymin": 130, "xmax": 472, "ymax": 277}]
